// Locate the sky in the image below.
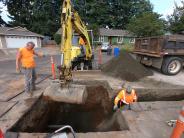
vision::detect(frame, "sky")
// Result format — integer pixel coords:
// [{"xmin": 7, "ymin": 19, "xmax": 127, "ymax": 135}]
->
[
  {"xmin": 150, "ymin": 0, "xmax": 182, "ymax": 17},
  {"xmin": 0, "ymin": 0, "xmax": 183, "ymax": 22}
]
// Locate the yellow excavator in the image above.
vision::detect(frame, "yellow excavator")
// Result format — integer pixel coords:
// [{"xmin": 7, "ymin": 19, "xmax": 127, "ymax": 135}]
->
[
  {"xmin": 44, "ymin": 0, "xmax": 92, "ymax": 105},
  {"xmin": 58, "ymin": 0, "xmax": 93, "ymax": 83}
]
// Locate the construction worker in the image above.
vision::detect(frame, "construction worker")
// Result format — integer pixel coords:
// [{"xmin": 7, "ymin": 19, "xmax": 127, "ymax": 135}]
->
[
  {"xmin": 107, "ymin": 43, "xmax": 112, "ymax": 56},
  {"xmin": 79, "ymin": 35, "xmax": 86, "ymax": 58},
  {"xmin": 170, "ymin": 105, "xmax": 184, "ymax": 138},
  {"xmin": 113, "ymin": 86, "xmax": 137, "ymax": 111},
  {"xmin": 16, "ymin": 42, "xmax": 43, "ymax": 96},
  {"xmin": 78, "ymin": 35, "xmax": 87, "ymax": 69}
]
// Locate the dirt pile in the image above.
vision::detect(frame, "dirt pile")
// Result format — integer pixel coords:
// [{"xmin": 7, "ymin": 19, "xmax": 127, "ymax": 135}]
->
[{"xmin": 102, "ymin": 50, "xmax": 153, "ymax": 81}]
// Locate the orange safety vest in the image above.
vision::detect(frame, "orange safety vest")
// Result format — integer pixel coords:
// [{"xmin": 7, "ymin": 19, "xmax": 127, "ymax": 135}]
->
[
  {"xmin": 79, "ymin": 37, "xmax": 85, "ymax": 45},
  {"xmin": 19, "ymin": 47, "xmax": 36, "ymax": 68},
  {"xmin": 114, "ymin": 89, "xmax": 137, "ymax": 106}
]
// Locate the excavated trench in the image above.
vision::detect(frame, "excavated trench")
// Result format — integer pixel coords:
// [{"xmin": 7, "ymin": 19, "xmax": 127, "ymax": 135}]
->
[
  {"xmin": 9, "ymin": 81, "xmax": 129, "ymax": 133},
  {"xmin": 8, "ymin": 80, "xmax": 184, "ymax": 135}
]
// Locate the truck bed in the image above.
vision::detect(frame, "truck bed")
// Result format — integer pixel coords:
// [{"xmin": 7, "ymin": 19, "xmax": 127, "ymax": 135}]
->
[{"xmin": 134, "ymin": 35, "xmax": 184, "ymax": 57}]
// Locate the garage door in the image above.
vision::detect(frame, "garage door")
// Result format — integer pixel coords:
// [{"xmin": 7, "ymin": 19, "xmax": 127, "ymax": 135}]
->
[{"xmin": 6, "ymin": 36, "xmax": 38, "ymax": 48}]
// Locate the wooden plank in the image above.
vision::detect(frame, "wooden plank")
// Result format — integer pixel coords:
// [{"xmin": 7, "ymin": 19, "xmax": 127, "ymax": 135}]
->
[{"xmin": 0, "ymin": 101, "xmax": 17, "ymax": 118}]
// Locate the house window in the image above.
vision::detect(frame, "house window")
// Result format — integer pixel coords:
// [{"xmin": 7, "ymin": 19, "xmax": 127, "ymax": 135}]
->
[
  {"xmin": 117, "ymin": 36, "xmax": 123, "ymax": 43},
  {"xmin": 99, "ymin": 36, "xmax": 105, "ymax": 42},
  {"xmin": 129, "ymin": 38, "xmax": 135, "ymax": 43}
]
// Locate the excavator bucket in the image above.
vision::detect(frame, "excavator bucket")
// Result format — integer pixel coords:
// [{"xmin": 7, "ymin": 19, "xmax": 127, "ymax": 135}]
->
[{"xmin": 43, "ymin": 81, "xmax": 87, "ymax": 104}]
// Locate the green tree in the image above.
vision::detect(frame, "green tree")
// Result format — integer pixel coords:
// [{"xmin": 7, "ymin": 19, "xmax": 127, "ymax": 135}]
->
[
  {"xmin": 0, "ymin": 10, "xmax": 7, "ymax": 26},
  {"xmin": 126, "ymin": 12, "xmax": 165, "ymax": 37},
  {"xmin": 108, "ymin": 0, "xmax": 153, "ymax": 29},
  {"xmin": 4, "ymin": 0, "xmax": 34, "ymax": 27},
  {"xmin": 74, "ymin": 0, "xmax": 111, "ymax": 29},
  {"xmin": 54, "ymin": 34, "xmax": 61, "ymax": 44},
  {"xmin": 130, "ymin": 0, "xmax": 153, "ymax": 16},
  {"xmin": 30, "ymin": 0, "xmax": 62, "ymax": 36},
  {"xmin": 168, "ymin": 1, "xmax": 184, "ymax": 33},
  {"xmin": 3, "ymin": 0, "xmax": 62, "ymax": 36},
  {"xmin": 2, "ymin": 0, "xmax": 154, "ymax": 36},
  {"xmin": 74, "ymin": 0, "xmax": 153, "ymax": 29}
]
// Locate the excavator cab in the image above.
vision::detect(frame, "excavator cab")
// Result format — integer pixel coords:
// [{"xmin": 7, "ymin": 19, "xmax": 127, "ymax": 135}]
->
[{"xmin": 70, "ymin": 31, "xmax": 94, "ymax": 70}]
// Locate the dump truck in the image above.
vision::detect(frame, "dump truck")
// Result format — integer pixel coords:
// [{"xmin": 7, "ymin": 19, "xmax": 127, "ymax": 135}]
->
[{"xmin": 133, "ymin": 35, "xmax": 184, "ymax": 75}]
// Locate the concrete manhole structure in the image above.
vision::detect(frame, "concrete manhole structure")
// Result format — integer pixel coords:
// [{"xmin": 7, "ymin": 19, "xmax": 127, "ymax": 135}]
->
[{"xmin": 8, "ymin": 81, "xmax": 129, "ymax": 135}]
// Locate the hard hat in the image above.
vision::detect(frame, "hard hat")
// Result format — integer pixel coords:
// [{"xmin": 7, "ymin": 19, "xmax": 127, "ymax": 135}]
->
[{"xmin": 127, "ymin": 86, "xmax": 132, "ymax": 94}]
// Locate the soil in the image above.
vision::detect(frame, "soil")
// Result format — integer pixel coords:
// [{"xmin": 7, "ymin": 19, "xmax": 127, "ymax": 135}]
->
[{"xmin": 102, "ymin": 50, "xmax": 153, "ymax": 82}]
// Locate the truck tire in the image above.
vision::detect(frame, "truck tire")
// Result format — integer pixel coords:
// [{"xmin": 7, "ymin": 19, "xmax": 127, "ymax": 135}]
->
[{"xmin": 161, "ymin": 57, "xmax": 182, "ymax": 75}]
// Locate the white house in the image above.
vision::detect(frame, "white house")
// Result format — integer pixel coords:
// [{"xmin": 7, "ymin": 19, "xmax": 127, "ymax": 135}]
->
[{"xmin": 0, "ymin": 26, "xmax": 43, "ymax": 49}]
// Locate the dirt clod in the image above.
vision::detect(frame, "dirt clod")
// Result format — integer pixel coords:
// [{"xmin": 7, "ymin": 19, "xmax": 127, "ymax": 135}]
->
[{"xmin": 102, "ymin": 50, "xmax": 153, "ymax": 81}]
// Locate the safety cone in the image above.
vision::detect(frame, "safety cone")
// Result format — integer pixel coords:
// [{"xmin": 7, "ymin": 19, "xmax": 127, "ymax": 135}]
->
[
  {"xmin": 170, "ymin": 106, "xmax": 184, "ymax": 138},
  {"xmin": 51, "ymin": 56, "xmax": 56, "ymax": 80},
  {"xmin": 0, "ymin": 129, "xmax": 4, "ymax": 138}
]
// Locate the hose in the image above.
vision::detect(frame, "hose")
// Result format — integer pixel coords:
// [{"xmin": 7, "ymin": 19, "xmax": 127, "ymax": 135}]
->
[{"xmin": 46, "ymin": 125, "xmax": 76, "ymax": 138}]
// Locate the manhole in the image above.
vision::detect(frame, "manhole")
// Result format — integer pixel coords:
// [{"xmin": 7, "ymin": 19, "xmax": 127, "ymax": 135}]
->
[{"xmin": 9, "ymin": 84, "xmax": 129, "ymax": 133}]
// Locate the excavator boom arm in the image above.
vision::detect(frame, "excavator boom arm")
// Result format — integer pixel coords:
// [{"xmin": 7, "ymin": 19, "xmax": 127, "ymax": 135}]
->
[
  {"xmin": 73, "ymin": 11, "xmax": 92, "ymax": 59},
  {"xmin": 60, "ymin": 0, "xmax": 93, "ymax": 81}
]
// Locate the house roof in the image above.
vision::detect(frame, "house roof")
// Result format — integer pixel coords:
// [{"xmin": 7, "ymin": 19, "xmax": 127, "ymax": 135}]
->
[
  {"xmin": 99, "ymin": 28, "xmax": 133, "ymax": 37},
  {"xmin": 0, "ymin": 26, "xmax": 44, "ymax": 38},
  {"xmin": 56, "ymin": 28, "xmax": 133, "ymax": 37}
]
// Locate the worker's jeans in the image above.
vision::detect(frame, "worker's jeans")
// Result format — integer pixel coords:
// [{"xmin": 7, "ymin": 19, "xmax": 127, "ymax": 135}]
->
[{"xmin": 23, "ymin": 68, "xmax": 36, "ymax": 93}]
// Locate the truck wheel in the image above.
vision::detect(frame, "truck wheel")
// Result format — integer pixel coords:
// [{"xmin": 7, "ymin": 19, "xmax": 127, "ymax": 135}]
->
[{"xmin": 161, "ymin": 57, "xmax": 182, "ymax": 75}]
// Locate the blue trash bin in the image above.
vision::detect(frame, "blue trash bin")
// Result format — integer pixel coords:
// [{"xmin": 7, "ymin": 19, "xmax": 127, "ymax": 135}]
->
[{"xmin": 114, "ymin": 47, "xmax": 120, "ymax": 57}]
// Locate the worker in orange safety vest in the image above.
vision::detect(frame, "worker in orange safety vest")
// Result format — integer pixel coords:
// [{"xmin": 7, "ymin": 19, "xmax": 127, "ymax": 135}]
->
[
  {"xmin": 113, "ymin": 86, "xmax": 137, "ymax": 111},
  {"xmin": 79, "ymin": 35, "xmax": 86, "ymax": 58}
]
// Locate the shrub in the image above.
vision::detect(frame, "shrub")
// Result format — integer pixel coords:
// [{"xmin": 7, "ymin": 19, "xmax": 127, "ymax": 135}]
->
[{"xmin": 54, "ymin": 34, "xmax": 61, "ymax": 45}]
